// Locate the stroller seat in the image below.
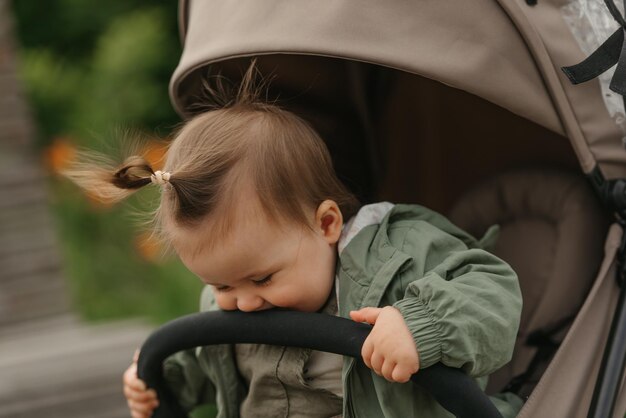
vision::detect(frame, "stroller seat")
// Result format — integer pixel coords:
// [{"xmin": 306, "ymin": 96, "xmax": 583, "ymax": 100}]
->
[{"xmin": 448, "ymin": 168, "xmax": 608, "ymax": 397}]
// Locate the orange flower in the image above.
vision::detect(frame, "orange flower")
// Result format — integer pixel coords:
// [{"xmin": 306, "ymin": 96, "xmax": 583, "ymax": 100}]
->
[
  {"xmin": 135, "ymin": 231, "xmax": 164, "ymax": 263},
  {"xmin": 44, "ymin": 137, "xmax": 76, "ymax": 173},
  {"xmin": 143, "ymin": 140, "xmax": 168, "ymax": 171}
]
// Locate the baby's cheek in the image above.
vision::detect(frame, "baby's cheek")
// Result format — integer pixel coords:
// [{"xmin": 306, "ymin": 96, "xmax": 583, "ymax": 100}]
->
[
  {"xmin": 267, "ymin": 291, "xmax": 302, "ymax": 310},
  {"xmin": 214, "ymin": 292, "xmax": 237, "ymax": 311},
  {"xmin": 274, "ymin": 293, "xmax": 322, "ymax": 312}
]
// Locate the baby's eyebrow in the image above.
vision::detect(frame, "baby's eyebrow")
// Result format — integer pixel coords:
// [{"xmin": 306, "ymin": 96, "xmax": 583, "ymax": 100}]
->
[
  {"xmin": 204, "ymin": 271, "xmax": 267, "ymax": 287},
  {"xmin": 205, "ymin": 280, "xmax": 225, "ymax": 287}
]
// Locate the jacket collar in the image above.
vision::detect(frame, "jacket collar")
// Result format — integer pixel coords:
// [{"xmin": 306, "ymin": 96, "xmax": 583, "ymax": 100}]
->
[{"xmin": 337, "ymin": 206, "xmax": 412, "ymax": 317}]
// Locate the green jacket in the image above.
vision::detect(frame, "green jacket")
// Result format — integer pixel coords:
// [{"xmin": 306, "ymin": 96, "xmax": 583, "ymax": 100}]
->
[{"xmin": 164, "ymin": 204, "xmax": 523, "ymax": 417}]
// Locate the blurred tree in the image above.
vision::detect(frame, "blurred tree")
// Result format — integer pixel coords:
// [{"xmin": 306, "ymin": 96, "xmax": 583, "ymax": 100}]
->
[
  {"xmin": 12, "ymin": 0, "xmax": 203, "ymax": 324},
  {"xmin": 13, "ymin": 0, "xmax": 180, "ymax": 147},
  {"xmin": 12, "ymin": 3, "xmax": 218, "ymax": 415},
  {"xmin": 14, "ymin": 1, "xmax": 171, "ymax": 59}
]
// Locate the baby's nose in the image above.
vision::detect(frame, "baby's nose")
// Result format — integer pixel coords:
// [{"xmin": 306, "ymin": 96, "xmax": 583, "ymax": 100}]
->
[{"xmin": 236, "ymin": 294, "xmax": 265, "ymax": 312}]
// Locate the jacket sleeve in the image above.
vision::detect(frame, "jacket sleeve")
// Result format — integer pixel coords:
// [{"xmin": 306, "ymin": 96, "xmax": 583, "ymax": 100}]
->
[
  {"xmin": 392, "ymin": 222, "xmax": 522, "ymax": 377},
  {"xmin": 163, "ymin": 349, "xmax": 217, "ymax": 412}
]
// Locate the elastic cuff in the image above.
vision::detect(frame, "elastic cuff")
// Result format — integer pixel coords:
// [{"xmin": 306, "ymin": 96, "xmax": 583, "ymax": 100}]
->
[{"xmin": 393, "ymin": 298, "xmax": 442, "ymax": 369}]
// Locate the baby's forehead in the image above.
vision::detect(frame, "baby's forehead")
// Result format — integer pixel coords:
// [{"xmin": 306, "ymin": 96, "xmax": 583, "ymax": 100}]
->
[
  {"xmin": 172, "ymin": 205, "xmax": 286, "ymax": 258},
  {"xmin": 168, "ymin": 173, "xmax": 313, "ymax": 260},
  {"xmin": 175, "ymin": 215, "xmax": 300, "ymax": 282}
]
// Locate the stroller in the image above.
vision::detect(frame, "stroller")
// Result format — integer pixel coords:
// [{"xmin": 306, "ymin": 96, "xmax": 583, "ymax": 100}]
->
[{"xmin": 137, "ymin": 0, "xmax": 626, "ymax": 417}]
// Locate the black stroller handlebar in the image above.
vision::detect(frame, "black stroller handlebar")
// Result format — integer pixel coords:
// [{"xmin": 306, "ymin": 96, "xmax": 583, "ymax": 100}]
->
[{"xmin": 137, "ymin": 310, "xmax": 503, "ymax": 418}]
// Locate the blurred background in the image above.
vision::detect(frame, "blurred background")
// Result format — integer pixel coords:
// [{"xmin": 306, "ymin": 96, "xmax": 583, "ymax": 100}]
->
[
  {"xmin": 1, "ymin": 0, "xmax": 212, "ymax": 416},
  {"xmin": 13, "ymin": 0, "xmax": 203, "ymax": 322}
]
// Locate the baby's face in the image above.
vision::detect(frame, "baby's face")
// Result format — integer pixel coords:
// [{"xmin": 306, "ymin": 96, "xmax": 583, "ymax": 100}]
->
[{"xmin": 176, "ymin": 202, "xmax": 340, "ymax": 313}]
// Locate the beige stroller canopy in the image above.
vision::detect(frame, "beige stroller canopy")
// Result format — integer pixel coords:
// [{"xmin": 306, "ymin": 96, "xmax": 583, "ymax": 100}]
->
[
  {"xmin": 171, "ymin": 0, "xmax": 626, "ymax": 180},
  {"xmin": 168, "ymin": 1, "xmax": 626, "ymax": 417}
]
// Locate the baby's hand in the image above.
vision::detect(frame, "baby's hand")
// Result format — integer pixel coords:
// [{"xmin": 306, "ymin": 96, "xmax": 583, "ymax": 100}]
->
[
  {"xmin": 350, "ymin": 306, "xmax": 420, "ymax": 383},
  {"xmin": 123, "ymin": 349, "xmax": 159, "ymax": 418}
]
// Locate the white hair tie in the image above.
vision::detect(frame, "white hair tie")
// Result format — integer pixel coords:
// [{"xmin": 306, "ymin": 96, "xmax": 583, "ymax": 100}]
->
[{"xmin": 151, "ymin": 170, "xmax": 171, "ymax": 185}]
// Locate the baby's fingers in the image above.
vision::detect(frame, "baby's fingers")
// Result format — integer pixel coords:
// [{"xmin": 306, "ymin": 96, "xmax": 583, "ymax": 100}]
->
[
  {"xmin": 370, "ymin": 350, "xmax": 384, "ymax": 375},
  {"xmin": 124, "ymin": 364, "xmax": 147, "ymax": 390},
  {"xmin": 391, "ymin": 363, "xmax": 418, "ymax": 383},
  {"xmin": 123, "ymin": 361, "xmax": 158, "ymax": 404},
  {"xmin": 381, "ymin": 359, "xmax": 397, "ymax": 381},
  {"xmin": 350, "ymin": 307, "xmax": 383, "ymax": 325},
  {"xmin": 124, "ymin": 385, "xmax": 158, "ymax": 402},
  {"xmin": 128, "ymin": 397, "xmax": 159, "ymax": 412},
  {"xmin": 130, "ymin": 407, "xmax": 154, "ymax": 418},
  {"xmin": 361, "ymin": 338, "xmax": 374, "ymax": 369}
]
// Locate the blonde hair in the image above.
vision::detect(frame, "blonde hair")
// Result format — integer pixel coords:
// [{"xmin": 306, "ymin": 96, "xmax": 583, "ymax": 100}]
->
[{"xmin": 64, "ymin": 63, "xmax": 359, "ymax": 248}]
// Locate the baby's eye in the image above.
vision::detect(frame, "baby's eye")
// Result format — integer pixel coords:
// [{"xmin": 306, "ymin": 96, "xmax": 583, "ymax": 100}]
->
[
  {"xmin": 214, "ymin": 285, "xmax": 233, "ymax": 293},
  {"xmin": 252, "ymin": 275, "xmax": 273, "ymax": 287}
]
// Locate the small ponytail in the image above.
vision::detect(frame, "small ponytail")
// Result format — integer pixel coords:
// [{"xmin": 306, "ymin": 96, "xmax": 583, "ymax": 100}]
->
[
  {"xmin": 63, "ymin": 151, "xmax": 159, "ymax": 204},
  {"xmin": 112, "ymin": 156, "xmax": 154, "ymax": 189}
]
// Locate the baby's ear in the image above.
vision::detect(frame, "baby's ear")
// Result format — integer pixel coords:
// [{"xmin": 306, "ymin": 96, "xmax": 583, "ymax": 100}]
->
[{"xmin": 315, "ymin": 200, "xmax": 343, "ymax": 245}]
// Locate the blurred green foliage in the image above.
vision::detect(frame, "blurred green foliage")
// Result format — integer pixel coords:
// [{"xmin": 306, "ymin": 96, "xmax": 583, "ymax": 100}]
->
[
  {"xmin": 14, "ymin": 1, "xmax": 181, "ymax": 146},
  {"xmin": 12, "ymin": 0, "xmax": 204, "ymax": 324},
  {"xmin": 13, "ymin": 3, "xmax": 217, "ymax": 416}
]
